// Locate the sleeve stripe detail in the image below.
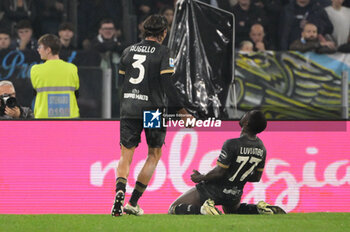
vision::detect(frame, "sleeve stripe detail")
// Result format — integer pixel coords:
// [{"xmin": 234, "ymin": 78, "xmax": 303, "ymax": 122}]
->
[
  {"xmin": 160, "ymin": 69, "xmax": 174, "ymax": 74},
  {"xmin": 217, "ymin": 161, "xmax": 229, "ymax": 169},
  {"xmin": 257, "ymin": 168, "xmax": 264, "ymax": 171},
  {"xmin": 119, "ymin": 70, "xmax": 125, "ymax": 74}
]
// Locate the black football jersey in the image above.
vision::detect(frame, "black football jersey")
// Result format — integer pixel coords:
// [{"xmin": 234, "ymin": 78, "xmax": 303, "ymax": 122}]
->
[
  {"xmin": 118, "ymin": 40, "xmax": 174, "ymax": 119},
  {"xmin": 216, "ymin": 135, "xmax": 266, "ymax": 191}
]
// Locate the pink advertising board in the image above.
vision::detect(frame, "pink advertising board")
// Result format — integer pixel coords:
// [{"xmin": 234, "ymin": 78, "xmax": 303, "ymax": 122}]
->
[{"xmin": 0, "ymin": 121, "xmax": 349, "ymax": 214}]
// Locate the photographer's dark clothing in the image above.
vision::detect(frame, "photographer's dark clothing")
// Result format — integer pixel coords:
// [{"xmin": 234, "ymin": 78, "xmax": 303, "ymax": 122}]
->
[
  {"xmin": 118, "ymin": 39, "xmax": 175, "ymax": 119},
  {"xmin": 0, "ymin": 106, "xmax": 33, "ymax": 119}
]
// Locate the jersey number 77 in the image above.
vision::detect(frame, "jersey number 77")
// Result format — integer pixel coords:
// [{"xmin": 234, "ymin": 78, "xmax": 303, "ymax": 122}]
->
[{"xmin": 229, "ymin": 156, "xmax": 262, "ymax": 182}]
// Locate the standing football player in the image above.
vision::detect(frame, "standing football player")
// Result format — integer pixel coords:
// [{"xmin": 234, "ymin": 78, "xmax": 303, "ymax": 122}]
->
[
  {"xmin": 169, "ymin": 110, "xmax": 286, "ymax": 215},
  {"xmin": 111, "ymin": 14, "xmax": 192, "ymax": 216}
]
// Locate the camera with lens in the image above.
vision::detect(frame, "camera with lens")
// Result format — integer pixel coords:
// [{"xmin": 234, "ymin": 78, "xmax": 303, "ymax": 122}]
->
[{"xmin": 0, "ymin": 94, "xmax": 18, "ymax": 116}]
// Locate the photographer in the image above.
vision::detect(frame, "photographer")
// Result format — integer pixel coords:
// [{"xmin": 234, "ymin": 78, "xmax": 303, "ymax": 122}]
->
[{"xmin": 0, "ymin": 81, "xmax": 33, "ymax": 119}]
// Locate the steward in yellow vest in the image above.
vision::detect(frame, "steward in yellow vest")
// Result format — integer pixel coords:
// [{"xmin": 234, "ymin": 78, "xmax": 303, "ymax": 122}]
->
[{"xmin": 30, "ymin": 34, "xmax": 79, "ymax": 118}]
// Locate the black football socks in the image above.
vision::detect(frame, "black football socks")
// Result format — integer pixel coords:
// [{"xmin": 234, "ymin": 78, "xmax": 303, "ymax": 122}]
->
[
  {"xmin": 116, "ymin": 177, "xmax": 127, "ymax": 193},
  {"xmin": 129, "ymin": 181, "xmax": 147, "ymax": 207}
]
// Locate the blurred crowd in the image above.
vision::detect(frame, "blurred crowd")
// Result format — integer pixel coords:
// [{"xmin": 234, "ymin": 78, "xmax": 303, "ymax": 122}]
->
[
  {"xmin": 1, "ymin": 0, "xmax": 350, "ymax": 56},
  {"xmin": 0, "ymin": 0, "xmax": 176, "ymax": 54}
]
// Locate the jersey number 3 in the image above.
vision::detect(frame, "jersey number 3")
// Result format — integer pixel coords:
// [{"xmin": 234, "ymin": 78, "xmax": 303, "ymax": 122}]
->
[
  {"xmin": 129, "ymin": 54, "xmax": 146, "ymax": 84},
  {"xmin": 229, "ymin": 156, "xmax": 261, "ymax": 182}
]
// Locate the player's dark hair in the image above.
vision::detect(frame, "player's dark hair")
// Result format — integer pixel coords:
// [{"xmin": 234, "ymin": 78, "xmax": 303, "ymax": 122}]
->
[
  {"xmin": 38, "ymin": 34, "xmax": 61, "ymax": 55},
  {"xmin": 142, "ymin": 14, "xmax": 168, "ymax": 39},
  {"xmin": 247, "ymin": 110, "xmax": 267, "ymax": 134}
]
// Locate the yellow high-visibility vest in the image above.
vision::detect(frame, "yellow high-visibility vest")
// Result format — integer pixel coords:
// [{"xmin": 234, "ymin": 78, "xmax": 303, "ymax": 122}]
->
[{"xmin": 30, "ymin": 59, "xmax": 80, "ymax": 118}]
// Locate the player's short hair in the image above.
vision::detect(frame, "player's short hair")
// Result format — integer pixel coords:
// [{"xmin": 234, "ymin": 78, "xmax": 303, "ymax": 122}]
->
[
  {"xmin": 247, "ymin": 110, "xmax": 267, "ymax": 134},
  {"xmin": 142, "ymin": 14, "xmax": 168, "ymax": 39},
  {"xmin": 38, "ymin": 34, "xmax": 61, "ymax": 55}
]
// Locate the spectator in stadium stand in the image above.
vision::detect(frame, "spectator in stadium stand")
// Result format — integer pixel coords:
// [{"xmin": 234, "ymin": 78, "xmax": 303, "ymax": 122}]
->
[
  {"xmin": 77, "ymin": 0, "xmax": 123, "ymax": 50},
  {"xmin": 0, "ymin": 4, "xmax": 10, "ymax": 31},
  {"xmin": 111, "ymin": 14, "xmax": 194, "ymax": 217},
  {"xmin": 58, "ymin": 22, "xmax": 76, "ymax": 52},
  {"xmin": 30, "ymin": 34, "xmax": 80, "ymax": 118},
  {"xmin": 251, "ymin": 0, "xmax": 281, "ymax": 50},
  {"xmin": 136, "ymin": 15, "xmax": 149, "ymax": 42},
  {"xmin": 0, "ymin": 80, "xmax": 34, "ymax": 119},
  {"xmin": 325, "ymin": 0, "xmax": 350, "ymax": 47},
  {"xmin": 159, "ymin": 5, "xmax": 174, "ymax": 45},
  {"xmin": 249, "ymin": 23, "xmax": 275, "ymax": 51},
  {"xmin": 0, "ymin": 29, "xmax": 13, "ymax": 51},
  {"xmin": 239, "ymin": 40, "xmax": 254, "ymax": 53},
  {"xmin": 91, "ymin": 18, "xmax": 125, "ymax": 118},
  {"xmin": 168, "ymin": 110, "xmax": 286, "ymax": 215},
  {"xmin": 36, "ymin": 0, "xmax": 64, "ymax": 35},
  {"xmin": 198, "ymin": 0, "xmax": 232, "ymax": 11},
  {"xmin": 279, "ymin": 0, "xmax": 333, "ymax": 51},
  {"xmin": 134, "ymin": 0, "xmax": 154, "ymax": 23},
  {"xmin": 160, "ymin": 5, "xmax": 174, "ymax": 28},
  {"xmin": 91, "ymin": 19, "xmax": 124, "ymax": 56},
  {"xmin": 0, "ymin": 0, "xmax": 37, "ymax": 33},
  {"xmin": 155, "ymin": 0, "xmax": 177, "ymax": 9},
  {"xmin": 12, "ymin": 19, "xmax": 37, "ymax": 51},
  {"xmin": 319, "ymin": 0, "xmax": 332, "ymax": 7},
  {"xmin": 338, "ymin": 35, "xmax": 350, "ymax": 53},
  {"xmin": 232, "ymin": 0, "xmax": 268, "ymax": 47},
  {"xmin": 289, "ymin": 22, "xmax": 336, "ymax": 53}
]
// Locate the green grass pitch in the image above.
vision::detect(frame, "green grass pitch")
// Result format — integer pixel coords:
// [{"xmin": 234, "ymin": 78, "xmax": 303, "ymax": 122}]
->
[{"xmin": 1, "ymin": 213, "xmax": 349, "ymax": 232}]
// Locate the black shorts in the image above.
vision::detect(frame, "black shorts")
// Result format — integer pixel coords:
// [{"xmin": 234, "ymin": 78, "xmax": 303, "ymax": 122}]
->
[
  {"xmin": 196, "ymin": 182, "xmax": 243, "ymax": 206},
  {"xmin": 120, "ymin": 118, "xmax": 166, "ymax": 148}
]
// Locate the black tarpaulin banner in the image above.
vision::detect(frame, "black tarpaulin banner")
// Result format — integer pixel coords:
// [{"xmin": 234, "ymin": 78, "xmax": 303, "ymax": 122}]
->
[{"xmin": 168, "ymin": 0, "xmax": 234, "ymax": 119}]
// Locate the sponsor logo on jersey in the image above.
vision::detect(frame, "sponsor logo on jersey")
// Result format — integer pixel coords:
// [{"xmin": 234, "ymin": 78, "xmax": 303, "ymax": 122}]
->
[{"xmin": 169, "ymin": 58, "xmax": 174, "ymax": 67}]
